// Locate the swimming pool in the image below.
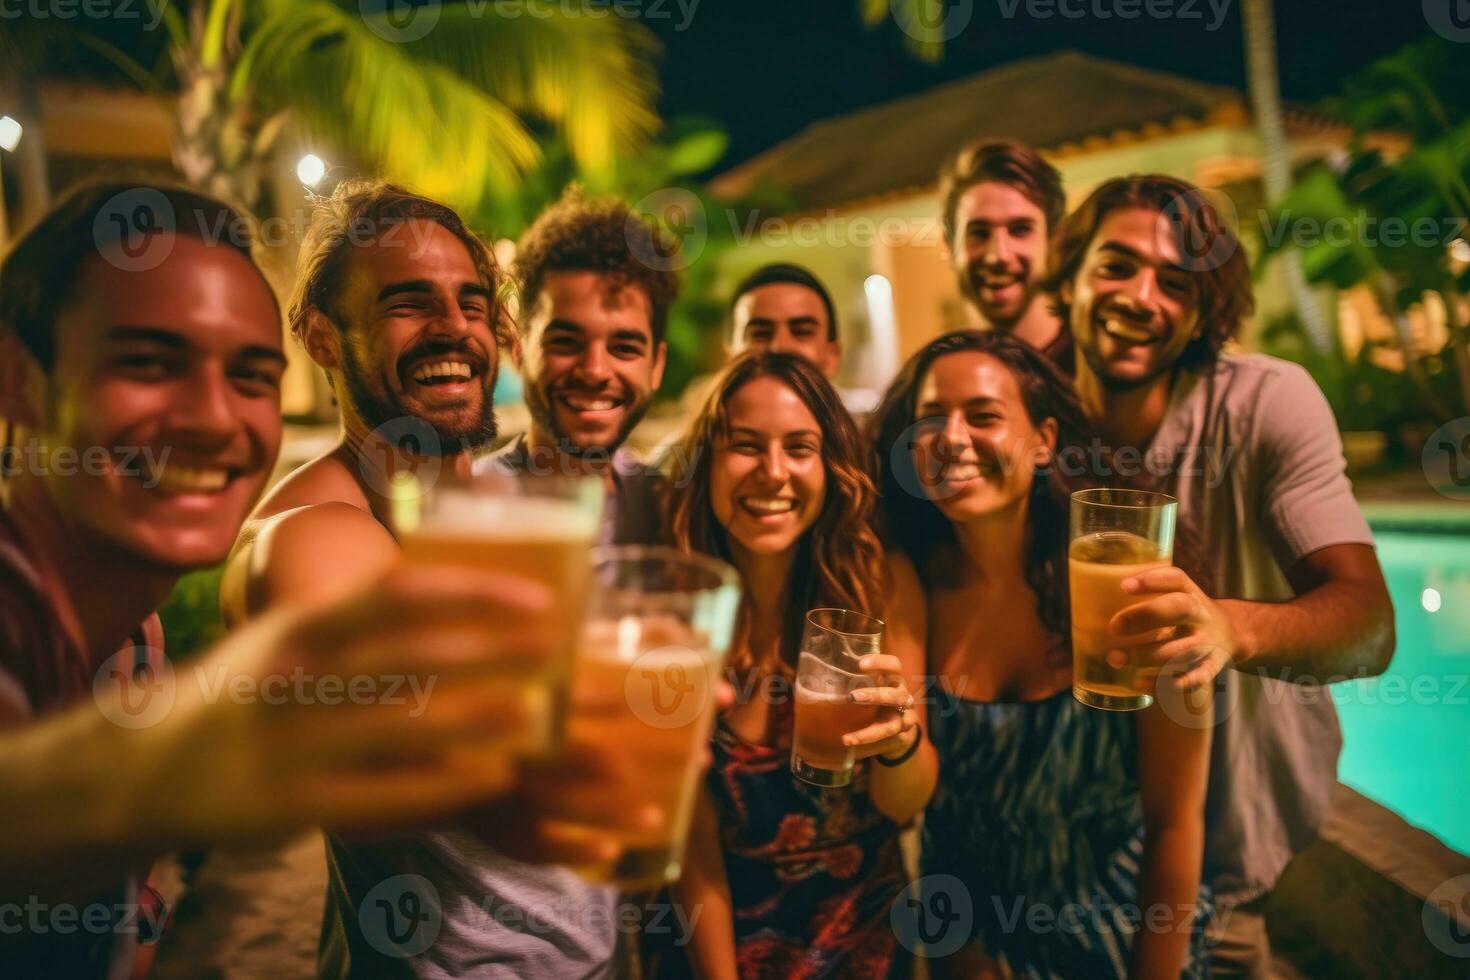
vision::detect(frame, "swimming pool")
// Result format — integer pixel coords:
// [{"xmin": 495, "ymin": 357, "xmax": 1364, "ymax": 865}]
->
[{"xmin": 1334, "ymin": 528, "xmax": 1470, "ymax": 856}]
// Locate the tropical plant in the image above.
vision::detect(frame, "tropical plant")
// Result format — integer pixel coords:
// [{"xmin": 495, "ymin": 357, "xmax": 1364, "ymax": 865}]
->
[
  {"xmin": 857, "ymin": 0, "xmax": 954, "ymax": 62},
  {"xmin": 1258, "ymin": 33, "xmax": 1470, "ymax": 423},
  {"xmin": 2, "ymin": 0, "xmax": 660, "ymax": 211}
]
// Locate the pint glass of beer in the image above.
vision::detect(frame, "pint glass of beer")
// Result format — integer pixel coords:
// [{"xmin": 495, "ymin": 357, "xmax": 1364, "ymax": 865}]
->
[
  {"xmin": 392, "ymin": 467, "xmax": 604, "ymax": 754},
  {"xmin": 791, "ymin": 608, "xmax": 884, "ymax": 787},
  {"xmin": 1069, "ymin": 489, "xmax": 1177, "ymax": 711},
  {"xmin": 565, "ymin": 545, "xmax": 740, "ymax": 890}
]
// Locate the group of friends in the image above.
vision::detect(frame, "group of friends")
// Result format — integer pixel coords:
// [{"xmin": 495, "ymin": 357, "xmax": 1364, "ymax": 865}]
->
[{"xmin": 1, "ymin": 138, "xmax": 1396, "ymax": 979}]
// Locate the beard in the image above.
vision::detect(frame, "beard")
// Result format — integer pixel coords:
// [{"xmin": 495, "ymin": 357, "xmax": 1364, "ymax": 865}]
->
[
  {"xmin": 340, "ymin": 341, "xmax": 498, "ymax": 457},
  {"xmin": 524, "ymin": 379, "xmax": 650, "ymax": 457},
  {"xmin": 960, "ymin": 260, "xmax": 1034, "ymax": 330}
]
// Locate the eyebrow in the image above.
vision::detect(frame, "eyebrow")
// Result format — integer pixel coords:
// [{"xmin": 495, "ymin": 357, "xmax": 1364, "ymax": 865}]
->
[
  {"xmin": 1095, "ymin": 241, "xmax": 1149, "ymax": 262},
  {"xmin": 727, "ymin": 426, "xmax": 821, "ymax": 440},
  {"xmin": 375, "ymin": 280, "xmax": 492, "ymax": 302},
  {"xmin": 544, "ymin": 321, "xmax": 650, "ymax": 345},
  {"xmin": 104, "ymin": 326, "xmax": 287, "ymax": 366},
  {"xmin": 917, "ymin": 396, "xmax": 1005, "ymax": 411}
]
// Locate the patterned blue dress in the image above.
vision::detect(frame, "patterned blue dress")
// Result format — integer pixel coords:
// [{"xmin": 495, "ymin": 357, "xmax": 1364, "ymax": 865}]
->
[{"xmin": 923, "ymin": 686, "xmax": 1212, "ymax": 978}]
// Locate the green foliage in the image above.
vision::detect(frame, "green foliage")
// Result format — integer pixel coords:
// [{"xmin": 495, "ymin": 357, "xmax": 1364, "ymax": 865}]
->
[{"xmin": 157, "ymin": 565, "xmax": 228, "ymax": 664}]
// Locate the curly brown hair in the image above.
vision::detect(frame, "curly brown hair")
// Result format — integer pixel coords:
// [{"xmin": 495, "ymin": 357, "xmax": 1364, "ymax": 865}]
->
[
  {"xmin": 514, "ymin": 188, "xmax": 682, "ymax": 344},
  {"xmin": 287, "ymin": 179, "xmax": 514, "ymax": 367},
  {"xmin": 670, "ymin": 352, "xmax": 885, "ymax": 679},
  {"xmin": 1041, "ymin": 174, "xmax": 1254, "ymax": 369}
]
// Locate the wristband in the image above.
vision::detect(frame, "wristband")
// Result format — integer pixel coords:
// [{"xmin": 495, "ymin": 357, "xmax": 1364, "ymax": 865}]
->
[{"xmin": 875, "ymin": 723, "xmax": 922, "ymax": 767}]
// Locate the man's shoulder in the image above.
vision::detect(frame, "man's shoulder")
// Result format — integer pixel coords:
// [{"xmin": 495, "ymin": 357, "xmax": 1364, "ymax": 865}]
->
[
  {"xmin": 253, "ymin": 450, "xmax": 373, "ymax": 521},
  {"xmin": 1208, "ymin": 351, "xmax": 1317, "ymax": 392}
]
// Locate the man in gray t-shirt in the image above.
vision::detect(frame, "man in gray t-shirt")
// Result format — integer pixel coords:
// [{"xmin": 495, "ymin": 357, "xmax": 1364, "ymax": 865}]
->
[{"xmin": 1044, "ymin": 175, "xmax": 1395, "ymax": 978}]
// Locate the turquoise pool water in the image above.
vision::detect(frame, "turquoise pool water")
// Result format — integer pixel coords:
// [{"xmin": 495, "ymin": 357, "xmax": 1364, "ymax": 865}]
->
[{"xmin": 1335, "ymin": 529, "xmax": 1470, "ymax": 856}]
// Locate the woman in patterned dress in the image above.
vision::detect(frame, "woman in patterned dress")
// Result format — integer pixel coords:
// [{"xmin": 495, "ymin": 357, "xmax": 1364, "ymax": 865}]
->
[
  {"xmin": 869, "ymin": 331, "xmax": 1214, "ymax": 979},
  {"xmin": 661, "ymin": 351, "xmax": 937, "ymax": 979}
]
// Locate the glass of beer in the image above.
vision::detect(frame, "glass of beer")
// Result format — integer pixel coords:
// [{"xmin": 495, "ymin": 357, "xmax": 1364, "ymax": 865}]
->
[
  {"xmin": 791, "ymin": 608, "xmax": 884, "ymax": 787},
  {"xmin": 1069, "ymin": 488, "xmax": 1177, "ymax": 711},
  {"xmin": 392, "ymin": 467, "xmax": 604, "ymax": 755},
  {"xmin": 564, "ymin": 545, "xmax": 740, "ymax": 890}
]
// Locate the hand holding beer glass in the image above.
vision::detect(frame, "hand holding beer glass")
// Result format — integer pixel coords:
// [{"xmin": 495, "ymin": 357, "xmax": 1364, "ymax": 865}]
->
[
  {"xmin": 1069, "ymin": 489, "xmax": 1177, "ymax": 711},
  {"xmin": 392, "ymin": 467, "xmax": 604, "ymax": 763},
  {"xmin": 547, "ymin": 545, "xmax": 741, "ymax": 889},
  {"xmin": 791, "ymin": 608, "xmax": 886, "ymax": 787}
]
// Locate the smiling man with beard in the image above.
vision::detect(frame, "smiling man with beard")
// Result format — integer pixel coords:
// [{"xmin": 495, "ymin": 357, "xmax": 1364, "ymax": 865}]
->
[
  {"xmin": 1046, "ymin": 174, "xmax": 1394, "ymax": 978},
  {"xmin": 485, "ymin": 188, "xmax": 680, "ymax": 546},
  {"xmin": 940, "ymin": 139, "xmax": 1071, "ymax": 366}
]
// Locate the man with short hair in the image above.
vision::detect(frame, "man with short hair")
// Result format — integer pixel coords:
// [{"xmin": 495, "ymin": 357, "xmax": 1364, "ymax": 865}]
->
[
  {"xmin": 488, "ymin": 189, "xmax": 680, "ymax": 546},
  {"xmin": 939, "ymin": 138, "xmax": 1070, "ymax": 362},
  {"xmin": 1045, "ymin": 173, "xmax": 1395, "ymax": 977},
  {"xmin": 1, "ymin": 181, "xmax": 539, "ymax": 977},
  {"xmin": 727, "ymin": 262, "xmax": 841, "ymax": 378}
]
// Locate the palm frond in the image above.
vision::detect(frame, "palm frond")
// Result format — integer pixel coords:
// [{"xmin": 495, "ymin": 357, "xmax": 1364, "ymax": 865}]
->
[
  {"xmin": 388, "ymin": 1, "xmax": 661, "ymax": 172},
  {"xmin": 238, "ymin": 0, "xmax": 549, "ymax": 210},
  {"xmin": 858, "ymin": 0, "xmax": 947, "ymax": 63}
]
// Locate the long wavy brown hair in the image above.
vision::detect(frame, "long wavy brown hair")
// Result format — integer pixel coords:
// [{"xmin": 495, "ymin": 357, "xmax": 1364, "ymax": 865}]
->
[{"xmin": 670, "ymin": 352, "xmax": 885, "ymax": 679}]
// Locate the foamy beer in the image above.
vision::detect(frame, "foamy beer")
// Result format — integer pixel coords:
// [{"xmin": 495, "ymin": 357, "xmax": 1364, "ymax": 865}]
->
[
  {"xmin": 1069, "ymin": 489, "xmax": 1177, "ymax": 711},
  {"xmin": 564, "ymin": 546, "xmax": 740, "ymax": 889},
  {"xmin": 393, "ymin": 467, "xmax": 604, "ymax": 754},
  {"xmin": 791, "ymin": 608, "xmax": 883, "ymax": 787}
]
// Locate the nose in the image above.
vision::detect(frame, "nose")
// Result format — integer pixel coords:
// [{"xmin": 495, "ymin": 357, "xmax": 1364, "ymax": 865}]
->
[
  {"xmin": 428, "ymin": 299, "xmax": 473, "ymax": 341},
  {"xmin": 171, "ymin": 364, "xmax": 238, "ymax": 446},
  {"xmin": 984, "ymin": 231, "xmax": 1013, "ymax": 264},
  {"xmin": 939, "ymin": 410, "xmax": 970, "ymax": 453},
  {"xmin": 573, "ymin": 342, "xmax": 613, "ymax": 385},
  {"xmin": 759, "ymin": 443, "xmax": 789, "ymax": 483},
  {"xmin": 1121, "ymin": 268, "xmax": 1159, "ymax": 308}
]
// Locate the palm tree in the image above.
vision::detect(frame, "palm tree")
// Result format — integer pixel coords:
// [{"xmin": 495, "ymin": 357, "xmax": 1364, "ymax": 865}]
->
[
  {"xmin": 5, "ymin": 0, "xmax": 660, "ymax": 212},
  {"xmin": 858, "ymin": 0, "xmax": 953, "ymax": 62}
]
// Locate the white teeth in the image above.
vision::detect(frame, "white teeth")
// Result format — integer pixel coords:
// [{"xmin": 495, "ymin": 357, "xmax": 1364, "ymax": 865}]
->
[
  {"xmin": 151, "ymin": 465, "xmax": 230, "ymax": 493},
  {"xmin": 1103, "ymin": 319, "xmax": 1154, "ymax": 343},
  {"xmin": 944, "ymin": 464, "xmax": 982, "ymax": 481},
  {"xmin": 412, "ymin": 360, "xmax": 474, "ymax": 383},
  {"xmin": 564, "ymin": 396, "xmax": 617, "ymax": 412},
  {"xmin": 742, "ymin": 497, "xmax": 795, "ymax": 514}
]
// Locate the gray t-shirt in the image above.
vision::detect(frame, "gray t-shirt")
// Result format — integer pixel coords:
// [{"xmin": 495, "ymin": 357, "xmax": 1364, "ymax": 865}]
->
[
  {"xmin": 1138, "ymin": 353, "xmax": 1375, "ymax": 905},
  {"xmin": 319, "ymin": 442, "xmax": 668, "ymax": 977}
]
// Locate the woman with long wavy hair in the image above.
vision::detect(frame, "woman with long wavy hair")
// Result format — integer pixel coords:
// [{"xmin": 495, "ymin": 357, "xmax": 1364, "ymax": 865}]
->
[
  {"xmin": 870, "ymin": 331, "xmax": 1213, "ymax": 979},
  {"xmin": 661, "ymin": 351, "xmax": 936, "ymax": 979}
]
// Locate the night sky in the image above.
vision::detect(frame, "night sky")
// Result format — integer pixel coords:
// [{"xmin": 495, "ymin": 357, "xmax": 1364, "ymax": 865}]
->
[{"xmin": 645, "ymin": 1, "xmax": 1433, "ymax": 169}]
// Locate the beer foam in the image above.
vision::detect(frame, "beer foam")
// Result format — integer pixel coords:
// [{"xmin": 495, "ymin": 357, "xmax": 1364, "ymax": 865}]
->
[{"xmin": 417, "ymin": 493, "xmax": 599, "ymax": 540}]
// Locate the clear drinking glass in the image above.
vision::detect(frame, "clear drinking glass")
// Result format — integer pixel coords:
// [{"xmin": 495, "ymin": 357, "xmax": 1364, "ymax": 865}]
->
[
  {"xmin": 392, "ymin": 467, "xmax": 604, "ymax": 754},
  {"xmin": 1069, "ymin": 488, "xmax": 1178, "ymax": 711},
  {"xmin": 564, "ymin": 545, "xmax": 741, "ymax": 890},
  {"xmin": 791, "ymin": 608, "xmax": 884, "ymax": 787}
]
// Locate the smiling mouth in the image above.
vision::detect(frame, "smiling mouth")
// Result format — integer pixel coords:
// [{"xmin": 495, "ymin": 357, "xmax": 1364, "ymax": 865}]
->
[
  {"xmin": 141, "ymin": 459, "xmax": 242, "ymax": 496},
  {"xmin": 558, "ymin": 392, "xmax": 622, "ymax": 414},
  {"xmin": 1100, "ymin": 317, "xmax": 1158, "ymax": 345},
  {"xmin": 409, "ymin": 359, "xmax": 478, "ymax": 387},
  {"xmin": 740, "ymin": 496, "xmax": 796, "ymax": 517}
]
